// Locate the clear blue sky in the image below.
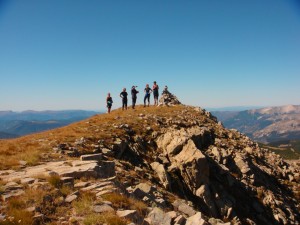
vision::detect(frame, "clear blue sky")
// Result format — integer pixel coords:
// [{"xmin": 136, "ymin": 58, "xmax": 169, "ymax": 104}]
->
[{"xmin": 1, "ymin": 0, "xmax": 300, "ymax": 111}]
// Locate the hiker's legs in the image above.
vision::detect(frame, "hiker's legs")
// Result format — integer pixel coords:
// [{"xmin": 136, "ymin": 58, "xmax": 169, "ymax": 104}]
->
[
  {"xmin": 125, "ymin": 100, "xmax": 128, "ymax": 110},
  {"xmin": 144, "ymin": 95, "xmax": 147, "ymax": 107},
  {"xmin": 147, "ymin": 95, "xmax": 150, "ymax": 106},
  {"xmin": 132, "ymin": 97, "xmax": 136, "ymax": 109}
]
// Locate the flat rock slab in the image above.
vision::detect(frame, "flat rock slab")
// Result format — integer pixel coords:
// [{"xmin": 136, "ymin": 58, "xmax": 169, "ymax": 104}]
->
[{"xmin": 0, "ymin": 160, "xmax": 115, "ymax": 182}]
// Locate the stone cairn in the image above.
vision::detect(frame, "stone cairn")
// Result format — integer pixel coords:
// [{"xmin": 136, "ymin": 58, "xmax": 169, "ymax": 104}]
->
[{"xmin": 158, "ymin": 86, "xmax": 181, "ymax": 106}]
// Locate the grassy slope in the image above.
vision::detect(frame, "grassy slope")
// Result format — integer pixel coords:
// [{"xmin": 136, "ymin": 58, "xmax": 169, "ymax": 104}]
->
[{"xmin": 0, "ymin": 105, "xmax": 199, "ymax": 170}]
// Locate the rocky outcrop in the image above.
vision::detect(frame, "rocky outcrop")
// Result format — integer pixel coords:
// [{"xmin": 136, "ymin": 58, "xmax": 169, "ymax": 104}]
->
[
  {"xmin": 159, "ymin": 88, "xmax": 181, "ymax": 106},
  {"xmin": 0, "ymin": 104, "xmax": 299, "ymax": 225}
]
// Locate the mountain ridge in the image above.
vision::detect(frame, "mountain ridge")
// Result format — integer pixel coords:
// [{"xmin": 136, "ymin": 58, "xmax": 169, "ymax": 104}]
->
[
  {"xmin": 0, "ymin": 110, "xmax": 99, "ymax": 139},
  {"xmin": 212, "ymin": 105, "xmax": 300, "ymax": 143},
  {"xmin": 0, "ymin": 94, "xmax": 299, "ymax": 224}
]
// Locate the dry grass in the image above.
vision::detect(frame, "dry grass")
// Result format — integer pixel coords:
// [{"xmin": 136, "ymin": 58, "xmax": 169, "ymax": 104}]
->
[
  {"xmin": 72, "ymin": 192, "xmax": 96, "ymax": 216},
  {"xmin": 2, "ymin": 185, "xmax": 72, "ymax": 224},
  {"xmin": 59, "ymin": 185, "xmax": 73, "ymax": 197},
  {"xmin": 102, "ymin": 192, "xmax": 147, "ymax": 215},
  {"xmin": 22, "ymin": 187, "xmax": 50, "ymax": 205},
  {"xmin": 3, "ymin": 197, "xmax": 34, "ymax": 225},
  {"xmin": 83, "ymin": 212, "xmax": 128, "ymax": 225}
]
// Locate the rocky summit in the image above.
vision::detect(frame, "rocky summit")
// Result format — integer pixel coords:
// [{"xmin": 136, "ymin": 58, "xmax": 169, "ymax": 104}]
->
[{"xmin": 0, "ymin": 92, "xmax": 299, "ymax": 225}]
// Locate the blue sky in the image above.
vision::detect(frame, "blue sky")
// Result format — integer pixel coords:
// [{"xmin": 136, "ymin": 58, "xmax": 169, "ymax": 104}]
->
[{"xmin": 0, "ymin": 0, "xmax": 300, "ymax": 111}]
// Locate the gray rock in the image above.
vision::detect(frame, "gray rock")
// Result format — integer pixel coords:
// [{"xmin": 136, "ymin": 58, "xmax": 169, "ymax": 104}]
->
[
  {"xmin": 60, "ymin": 177, "xmax": 74, "ymax": 185},
  {"xmin": 21, "ymin": 177, "xmax": 36, "ymax": 184},
  {"xmin": 26, "ymin": 206, "xmax": 36, "ymax": 212},
  {"xmin": 65, "ymin": 194, "xmax": 78, "ymax": 203},
  {"xmin": 93, "ymin": 204, "xmax": 115, "ymax": 213},
  {"xmin": 234, "ymin": 155, "xmax": 250, "ymax": 174},
  {"xmin": 102, "ymin": 148, "xmax": 113, "ymax": 156},
  {"xmin": 144, "ymin": 207, "xmax": 172, "ymax": 225},
  {"xmin": 172, "ymin": 200, "xmax": 196, "ymax": 217},
  {"xmin": 74, "ymin": 181, "xmax": 90, "ymax": 188},
  {"xmin": 172, "ymin": 140, "xmax": 209, "ymax": 193},
  {"xmin": 209, "ymin": 218, "xmax": 230, "ymax": 225},
  {"xmin": 80, "ymin": 153, "xmax": 103, "ymax": 161},
  {"xmin": 117, "ymin": 210, "xmax": 140, "ymax": 222},
  {"xmin": 132, "ymin": 183, "xmax": 155, "ymax": 199},
  {"xmin": 150, "ymin": 162, "xmax": 171, "ymax": 189},
  {"xmin": 166, "ymin": 211, "xmax": 178, "ymax": 220},
  {"xmin": 174, "ymin": 215, "xmax": 186, "ymax": 225},
  {"xmin": 186, "ymin": 212, "xmax": 207, "ymax": 225}
]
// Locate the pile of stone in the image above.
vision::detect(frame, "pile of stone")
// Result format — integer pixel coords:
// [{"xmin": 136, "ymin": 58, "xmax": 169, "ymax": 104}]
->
[{"xmin": 158, "ymin": 87, "xmax": 181, "ymax": 106}]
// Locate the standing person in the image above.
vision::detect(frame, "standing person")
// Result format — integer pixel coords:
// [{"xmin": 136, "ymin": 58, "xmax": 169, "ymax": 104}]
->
[
  {"xmin": 106, "ymin": 93, "xmax": 113, "ymax": 113},
  {"xmin": 120, "ymin": 88, "xmax": 128, "ymax": 110},
  {"xmin": 131, "ymin": 86, "xmax": 139, "ymax": 109},
  {"xmin": 152, "ymin": 81, "xmax": 159, "ymax": 105},
  {"xmin": 144, "ymin": 84, "xmax": 152, "ymax": 107}
]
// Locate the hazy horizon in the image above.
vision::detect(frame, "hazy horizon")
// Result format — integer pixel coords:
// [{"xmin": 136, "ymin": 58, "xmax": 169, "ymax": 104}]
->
[
  {"xmin": 3, "ymin": 104, "xmax": 300, "ymax": 113},
  {"xmin": 1, "ymin": 1, "xmax": 300, "ymax": 111}
]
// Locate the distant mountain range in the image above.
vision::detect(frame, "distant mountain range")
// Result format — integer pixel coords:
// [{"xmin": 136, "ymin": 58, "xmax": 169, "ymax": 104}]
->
[
  {"xmin": 0, "ymin": 110, "xmax": 99, "ymax": 139},
  {"xmin": 212, "ymin": 105, "xmax": 300, "ymax": 143}
]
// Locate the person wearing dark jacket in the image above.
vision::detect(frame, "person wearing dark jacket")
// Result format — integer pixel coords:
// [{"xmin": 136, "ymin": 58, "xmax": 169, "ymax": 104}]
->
[
  {"xmin": 120, "ymin": 88, "xmax": 128, "ymax": 110},
  {"xmin": 152, "ymin": 81, "xmax": 159, "ymax": 105},
  {"xmin": 131, "ymin": 86, "xmax": 139, "ymax": 109}
]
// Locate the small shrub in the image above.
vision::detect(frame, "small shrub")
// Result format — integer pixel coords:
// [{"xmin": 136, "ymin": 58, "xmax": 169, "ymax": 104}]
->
[
  {"xmin": 20, "ymin": 151, "xmax": 40, "ymax": 166},
  {"xmin": 102, "ymin": 192, "xmax": 130, "ymax": 209},
  {"xmin": 47, "ymin": 175, "xmax": 62, "ymax": 188},
  {"xmin": 72, "ymin": 192, "xmax": 95, "ymax": 216},
  {"xmin": 59, "ymin": 185, "xmax": 73, "ymax": 197}
]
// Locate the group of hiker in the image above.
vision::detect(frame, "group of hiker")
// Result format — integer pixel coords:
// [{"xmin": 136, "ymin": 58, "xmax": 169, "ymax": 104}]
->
[{"xmin": 106, "ymin": 81, "xmax": 160, "ymax": 113}]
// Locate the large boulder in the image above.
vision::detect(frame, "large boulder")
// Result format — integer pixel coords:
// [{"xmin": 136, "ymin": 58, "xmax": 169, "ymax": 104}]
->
[
  {"xmin": 157, "ymin": 127, "xmax": 210, "ymax": 194},
  {"xmin": 150, "ymin": 162, "xmax": 171, "ymax": 189},
  {"xmin": 171, "ymin": 140, "xmax": 209, "ymax": 193}
]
